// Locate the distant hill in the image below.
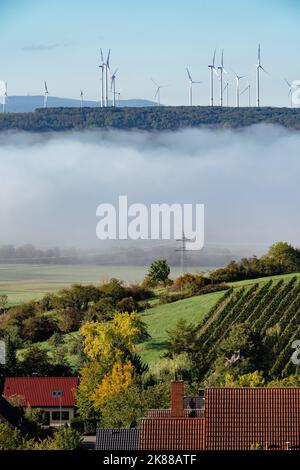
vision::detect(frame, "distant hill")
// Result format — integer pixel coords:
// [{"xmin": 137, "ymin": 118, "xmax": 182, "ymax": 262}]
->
[
  {"xmin": 1, "ymin": 105, "xmax": 300, "ymax": 132},
  {"xmin": 3, "ymin": 95, "xmax": 156, "ymax": 113}
]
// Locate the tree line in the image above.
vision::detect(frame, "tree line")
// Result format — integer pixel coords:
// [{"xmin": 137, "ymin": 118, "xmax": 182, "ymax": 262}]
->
[{"xmin": 1, "ymin": 106, "xmax": 300, "ymax": 132}]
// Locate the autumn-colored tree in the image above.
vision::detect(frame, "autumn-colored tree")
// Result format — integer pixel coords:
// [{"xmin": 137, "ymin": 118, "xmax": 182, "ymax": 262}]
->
[
  {"xmin": 92, "ymin": 360, "xmax": 135, "ymax": 412},
  {"xmin": 77, "ymin": 312, "xmax": 149, "ymax": 419},
  {"xmin": 76, "ymin": 361, "xmax": 105, "ymax": 420},
  {"xmin": 80, "ymin": 311, "xmax": 147, "ymax": 363},
  {"xmin": 224, "ymin": 371, "xmax": 265, "ymax": 388}
]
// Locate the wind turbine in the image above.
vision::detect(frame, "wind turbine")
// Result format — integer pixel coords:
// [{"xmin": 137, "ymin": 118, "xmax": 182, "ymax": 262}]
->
[
  {"xmin": 217, "ymin": 49, "xmax": 227, "ymax": 106},
  {"xmin": 223, "ymin": 80, "xmax": 229, "ymax": 107},
  {"xmin": 99, "ymin": 49, "xmax": 105, "ymax": 108},
  {"xmin": 241, "ymin": 83, "xmax": 251, "ymax": 107},
  {"xmin": 152, "ymin": 79, "xmax": 165, "ymax": 106},
  {"xmin": 80, "ymin": 90, "xmax": 84, "ymax": 108},
  {"xmin": 105, "ymin": 49, "xmax": 111, "ymax": 107},
  {"xmin": 116, "ymin": 92, "xmax": 121, "ymax": 107},
  {"xmin": 256, "ymin": 44, "xmax": 268, "ymax": 107},
  {"xmin": 44, "ymin": 81, "xmax": 49, "ymax": 108},
  {"xmin": 110, "ymin": 68, "xmax": 118, "ymax": 107},
  {"xmin": 208, "ymin": 49, "xmax": 218, "ymax": 106},
  {"xmin": 2, "ymin": 82, "xmax": 8, "ymax": 113},
  {"xmin": 186, "ymin": 68, "xmax": 202, "ymax": 106},
  {"xmin": 231, "ymin": 69, "xmax": 247, "ymax": 108}
]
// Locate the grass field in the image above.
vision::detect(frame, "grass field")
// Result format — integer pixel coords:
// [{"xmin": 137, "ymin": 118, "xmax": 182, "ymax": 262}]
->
[
  {"xmin": 138, "ymin": 291, "xmax": 225, "ymax": 365},
  {"xmin": 137, "ymin": 272, "xmax": 300, "ymax": 365},
  {"xmin": 0, "ymin": 264, "xmax": 209, "ymax": 306}
]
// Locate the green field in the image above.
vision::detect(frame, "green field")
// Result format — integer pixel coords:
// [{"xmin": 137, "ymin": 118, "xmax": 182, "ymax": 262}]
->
[
  {"xmin": 138, "ymin": 291, "xmax": 225, "ymax": 365},
  {"xmin": 138, "ymin": 272, "xmax": 300, "ymax": 366},
  {"xmin": 0, "ymin": 264, "xmax": 209, "ymax": 306}
]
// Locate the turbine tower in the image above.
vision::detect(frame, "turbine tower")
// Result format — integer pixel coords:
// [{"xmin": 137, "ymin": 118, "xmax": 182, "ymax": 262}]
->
[
  {"xmin": 99, "ymin": 49, "xmax": 105, "ymax": 108},
  {"xmin": 256, "ymin": 44, "xmax": 268, "ymax": 107},
  {"xmin": 232, "ymin": 69, "xmax": 246, "ymax": 108},
  {"xmin": 223, "ymin": 80, "xmax": 229, "ymax": 107},
  {"xmin": 151, "ymin": 79, "xmax": 164, "ymax": 106},
  {"xmin": 105, "ymin": 49, "xmax": 111, "ymax": 107},
  {"xmin": 116, "ymin": 92, "xmax": 121, "ymax": 107},
  {"xmin": 217, "ymin": 49, "xmax": 227, "ymax": 107},
  {"xmin": 186, "ymin": 68, "xmax": 202, "ymax": 106},
  {"xmin": 2, "ymin": 82, "xmax": 7, "ymax": 113},
  {"xmin": 241, "ymin": 84, "xmax": 251, "ymax": 107},
  {"xmin": 44, "ymin": 81, "xmax": 49, "ymax": 108},
  {"xmin": 110, "ymin": 69, "xmax": 118, "ymax": 108},
  {"xmin": 208, "ymin": 49, "xmax": 218, "ymax": 106},
  {"xmin": 80, "ymin": 90, "xmax": 84, "ymax": 108}
]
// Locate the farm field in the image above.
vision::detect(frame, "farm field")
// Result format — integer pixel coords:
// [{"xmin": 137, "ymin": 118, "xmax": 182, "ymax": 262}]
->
[{"xmin": 0, "ymin": 264, "xmax": 209, "ymax": 306}]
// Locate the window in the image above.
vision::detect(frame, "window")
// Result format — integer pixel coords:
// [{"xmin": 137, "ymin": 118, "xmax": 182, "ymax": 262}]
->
[
  {"xmin": 52, "ymin": 391, "xmax": 62, "ymax": 397},
  {"xmin": 51, "ymin": 411, "xmax": 70, "ymax": 421}
]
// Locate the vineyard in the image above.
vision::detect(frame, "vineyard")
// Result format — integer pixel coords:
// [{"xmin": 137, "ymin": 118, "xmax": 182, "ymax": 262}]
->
[{"xmin": 195, "ymin": 277, "xmax": 300, "ymax": 378}]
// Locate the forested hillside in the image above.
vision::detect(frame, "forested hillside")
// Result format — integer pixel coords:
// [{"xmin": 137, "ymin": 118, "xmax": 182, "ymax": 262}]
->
[{"xmin": 1, "ymin": 106, "xmax": 300, "ymax": 132}]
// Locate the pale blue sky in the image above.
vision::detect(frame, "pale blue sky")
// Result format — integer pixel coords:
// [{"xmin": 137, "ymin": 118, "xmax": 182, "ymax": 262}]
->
[{"xmin": 0, "ymin": 0, "xmax": 299, "ymax": 106}]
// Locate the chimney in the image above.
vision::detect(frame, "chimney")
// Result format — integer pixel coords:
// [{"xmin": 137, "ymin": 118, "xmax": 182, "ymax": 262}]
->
[{"xmin": 170, "ymin": 380, "xmax": 184, "ymax": 418}]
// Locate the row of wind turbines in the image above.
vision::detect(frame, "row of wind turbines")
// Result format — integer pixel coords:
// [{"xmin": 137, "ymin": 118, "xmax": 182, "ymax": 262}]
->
[
  {"xmin": 153, "ymin": 44, "xmax": 299, "ymax": 108},
  {"xmin": 1, "ymin": 45, "xmax": 299, "ymax": 111},
  {"xmin": 1, "ymin": 48, "xmax": 121, "ymax": 112}
]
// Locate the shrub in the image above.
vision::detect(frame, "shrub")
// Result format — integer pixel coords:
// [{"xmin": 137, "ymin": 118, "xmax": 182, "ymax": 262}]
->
[
  {"xmin": 21, "ymin": 315, "xmax": 58, "ymax": 342},
  {"xmin": 116, "ymin": 296, "xmax": 139, "ymax": 313}
]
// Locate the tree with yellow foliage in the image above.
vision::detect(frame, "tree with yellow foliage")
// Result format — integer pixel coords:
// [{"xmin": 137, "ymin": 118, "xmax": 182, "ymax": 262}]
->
[
  {"xmin": 92, "ymin": 360, "xmax": 135, "ymax": 412},
  {"xmin": 80, "ymin": 311, "xmax": 147, "ymax": 363},
  {"xmin": 224, "ymin": 371, "xmax": 265, "ymax": 388},
  {"xmin": 77, "ymin": 311, "xmax": 149, "ymax": 419}
]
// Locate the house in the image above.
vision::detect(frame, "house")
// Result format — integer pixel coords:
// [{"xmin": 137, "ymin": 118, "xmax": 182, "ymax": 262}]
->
[
  {"xmin": 3, "ymin": 377, "xmax": 78, "ymax": 427},
  {"xmin": 139, "ymin": 381, "xmax": 300, "ymax": 451},
  {"xmin": 96, "ymin": 381, "xmax": 300, "ymax": 451}
]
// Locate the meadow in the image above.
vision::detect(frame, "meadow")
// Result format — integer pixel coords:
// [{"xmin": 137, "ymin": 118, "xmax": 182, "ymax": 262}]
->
[{"xmin": 0, "ymin": 264, "xmax": 208, "ymax": 306}]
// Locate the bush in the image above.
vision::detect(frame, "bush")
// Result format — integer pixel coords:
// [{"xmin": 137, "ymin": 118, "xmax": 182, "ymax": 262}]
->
[
  {"xmin": 172, "ymin": 273, "xmax": 210, "ymax": 293},
  {"xmin": 0, "ymin": 422, "xmax": 23, "ymax": 450},
  {"xmin": 124, "ymin": 284, "xmax": 154, "ymax": 301},
  {"xmin": 21, "ymin": 315, "xmax": 58, "ymax": 342},
  {"xmin": 58, "ymin": 307, "xmax": 83, "ymax": 333},
  {"xmin": 116, "ymin": 296, "xmax": 139, "ymax": 313}
]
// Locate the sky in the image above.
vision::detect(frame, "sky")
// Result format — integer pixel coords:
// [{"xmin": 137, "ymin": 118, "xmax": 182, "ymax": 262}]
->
[{"xmin": 0, "ymin": 0, "xmax": 300, "ymax": 106}]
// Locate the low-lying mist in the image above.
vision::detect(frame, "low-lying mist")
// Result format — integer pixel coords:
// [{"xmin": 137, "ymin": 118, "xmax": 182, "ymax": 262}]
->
[{"xmin": 0, "ymin": 124, "xmax": 299, "ymax": 256}]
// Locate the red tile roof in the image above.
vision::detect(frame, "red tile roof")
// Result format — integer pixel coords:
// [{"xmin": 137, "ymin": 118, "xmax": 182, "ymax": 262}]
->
[
  {"xmin": 139, "ymin": 383, "xmax": 300, "ymax": 451},
  {"xmin": 139, "ymin": 418, "xmax": 206, "ymax": 450},
  {"xmin": 205, "ymin": 387, "xmax": 300, "ymax": 451},
  {"xmin": 3, "ymin": 377, "xmax": 78, "ymax": 407}
]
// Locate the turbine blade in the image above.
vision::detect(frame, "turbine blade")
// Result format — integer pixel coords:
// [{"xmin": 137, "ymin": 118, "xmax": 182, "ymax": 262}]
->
[
  {"xmin": 212, "ymin": 48, "xmax": 216, "ymax": 66},
  {"xmin": 260, "ymin": 66, "xmax": 269, "ymax": 75},
  {"xmin": 151, "ymin": 78, "xmax": 159, "ymax": 87},
  {"xmin": 107, "ymin": 49, "xmax": 111, "ymax": 67},
  {"xmin": 284, "ymin": 78, "xmax": 291, "ymax": 87},
  {"xmin": 186, "ymin": 68, "xmax": 192, "ymax": 81}
]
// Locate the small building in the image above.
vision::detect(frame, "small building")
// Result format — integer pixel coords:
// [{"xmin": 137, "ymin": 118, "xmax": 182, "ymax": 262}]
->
[{"xmin": 3, "ymin": 377, "xmax": 78, "ymax": 427}]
